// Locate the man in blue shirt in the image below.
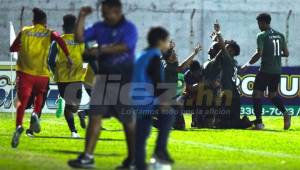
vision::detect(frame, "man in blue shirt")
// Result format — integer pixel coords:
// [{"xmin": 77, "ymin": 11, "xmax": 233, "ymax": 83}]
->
[{"xmin": 68, "ymin": 0, "xmax": 138, "ymax": 169}]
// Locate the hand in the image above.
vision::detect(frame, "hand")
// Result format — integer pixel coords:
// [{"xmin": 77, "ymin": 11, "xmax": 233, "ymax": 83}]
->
[
  {"xmin": 169, "ymin": 40, "xmax": 175, "ymax": 49},
  {"xmin": 194, "ymin": 42, "xmax": 202, "ymax": 54},
  {"xmin": 240, "ymin": 63, "xmax": 250, "ymax": 72},
  {"xmin": 67, "ymin": 57, "xmax": 73, "ymax": 69},
  {"xmin": 214, "ymin": 19, "xmax": 221, "ymax": 33},
  {"xmin": 79, "ymin": 6, "xmax": 93, "ymax": 17}
]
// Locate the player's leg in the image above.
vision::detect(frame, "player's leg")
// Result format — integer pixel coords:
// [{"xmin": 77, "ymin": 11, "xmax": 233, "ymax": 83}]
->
[
  {"xmin": 59, "ymin": 82, "xmax": 82, "ymax": 137},
  {"xmin": 67, "ymin": 111, "xmax": 102, "ymax": 169},
  {"xmin": 85, "ymin": 113, "xmax": 102, "ymax": 153},
  {"xmin": 12, "ymin": 72, "xmax": 33, "ymax": 148},
  {"xmin": 65, "ymin": 105, "xmax": 80, "ymax": 138},
  {"xmin": 78, "ymin": 83, "xmax": 93, "ymax": 129},
  {"xmin": 135, "ymin": 115, "xmax": 152, "ymax": 170},
  {"xmin": 173, "ymin": 105, "xmax": 185, "ymax": 130},
  {"xmin": 116, "ymin": 119, "xmax": 136, "ymax": 169},
  {"xmin": 29, "ymin": 76, "xmax": 49, "ymax": 134},
  {"xmin": 58, "ymin": 83, "xmax": 75, "ymax": 135},
  {"xmin": 268, "ymin": 74, "xmax": 291, "ymax": 130},
  {"xmin": 26, "ymin": 83, "xmax": 49, "ymax": 137},
  {"xmin": 153, "ymin": 107, "xmax": 175, "ymax": 165},
  {"xmin": 68, "ymin": 75, "xmax": 106, "ymax": 168},
  {"xmin": 252, "ymin": 72, "xmax": 268, "ymax": 129}
]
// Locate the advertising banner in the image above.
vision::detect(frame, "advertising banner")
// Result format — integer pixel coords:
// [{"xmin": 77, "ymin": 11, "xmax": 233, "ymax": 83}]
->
[{"xmin": 0, "ymin": 64, "xmax": 299, "ymax": 115}]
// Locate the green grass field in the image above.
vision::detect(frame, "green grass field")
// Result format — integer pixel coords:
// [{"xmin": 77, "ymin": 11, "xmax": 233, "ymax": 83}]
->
[{"xmin": 1, "ymin": 113, "xmax": 300, "ymax": 170}]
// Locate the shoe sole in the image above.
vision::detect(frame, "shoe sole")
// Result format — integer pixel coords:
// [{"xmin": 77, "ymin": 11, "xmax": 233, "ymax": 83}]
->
[
  {"xmin": 68, "ymin": 161, "xmax": 95, "ymax": 169},
  {"xmin": 31, "ymin": 115, "xmax": 41, "ymax": 133},
  {"xmin": 26, "ymin": 133, "xmax": 34, "ymax": 138},
  {"xmin": 251, "ymin": 125, "xmax": 265, "ymax": 130}
]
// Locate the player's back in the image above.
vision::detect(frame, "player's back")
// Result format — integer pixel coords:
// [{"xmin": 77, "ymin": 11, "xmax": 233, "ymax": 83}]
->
[
  {"xmin": 18, "ymin": 24, "xmax": 51, "ymax": 76},
  {"xmin": 54, "ymin": 34, "xmax": 85, "ymax": 82},
  {"xmin": 258, "ymin": 28, "xmax": 286, "ymax": 74}
]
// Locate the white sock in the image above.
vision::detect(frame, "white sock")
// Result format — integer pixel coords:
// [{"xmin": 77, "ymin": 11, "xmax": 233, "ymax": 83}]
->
[{"xmin": 85, "ymin": 153, "xmax": 94, "ymax": 159}]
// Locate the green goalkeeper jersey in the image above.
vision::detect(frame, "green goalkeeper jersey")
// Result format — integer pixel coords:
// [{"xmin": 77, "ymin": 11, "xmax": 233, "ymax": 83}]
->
[{"xmin": 257, "ymin": 28, "xmax": 287, "ymax": 74}]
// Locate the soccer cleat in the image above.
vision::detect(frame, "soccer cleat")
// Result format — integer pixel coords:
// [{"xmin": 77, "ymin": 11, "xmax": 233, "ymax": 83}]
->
[
  {"xmin": 152, "ymin": 151, "xmax": 174, "ymax": 165},
  {"xmin": 68, "ymin": 153, "xmax": 95, "ymax": 169},
  {"xmin": 150, "ymin": 153, "xmax": 173, "ymax": 170},
  {"xmin": 241, "ymin": 116, "xmax": 253, "ymax": 128},
  {"xmin": 11, "ymin": 126, "xmax": 24, "ymax": 148},
  {"xmin": 253, "ymin": 123, "xmax": 265, "ymax": 130},
  {"xmin": 71, "ymin": 132, "xmax": 80, "ymax": 138},
  {"xmin": 78, "ymin": 111, "xmax": 86, "ymax": 129},
  {"xmin": 25, "ymin": 129, "xmax": 34, "ymax": 137},
  {"xmin": 30, "ymin": 114, "xmax": 41, "ymax": 133},
  {"xmin": 283, "ymin": 113, "xmax": 291, "ymax": 130},
  {"xmin": 115, "ymin": 158, "xmax": 135, "ymax": 170}
]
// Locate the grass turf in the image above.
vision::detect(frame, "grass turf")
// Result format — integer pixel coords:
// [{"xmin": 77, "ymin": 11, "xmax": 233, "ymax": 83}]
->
[{"xmin": 0, "ymin": 113, "xmax": 300, "ymax": 170}]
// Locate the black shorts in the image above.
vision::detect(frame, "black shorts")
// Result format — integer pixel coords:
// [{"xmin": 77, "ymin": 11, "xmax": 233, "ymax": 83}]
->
[
  {"xmin": 253, "ymin": 72, "xmax": 280, "ymax": 92},
  {"xmin": 57, "ymin": 82, "xmax": 83, "ymax": 108},
  {"xmin": 89, "ymin": 73, "xmax": 134, "ymax": 124}
]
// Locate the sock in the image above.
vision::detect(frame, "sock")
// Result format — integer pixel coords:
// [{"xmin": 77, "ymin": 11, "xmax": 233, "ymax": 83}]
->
[
  {"xmin": 270, "ymin": 97, "xmax": 287, "ymax": 114},
  {"xmin": 16, "ymin": 95, "xmax": 30, "ymax": 128},
  {"xmin": 85, "ymin": 153, "xmax": 94, "ymax": 159},
  {"xmin": 253, "ymin": 98, "xmax": 262, "ymax": 123},
  {"xmin": 64, "ymin": 113, "xmax": 76, "ymax": 132},
  {"xmin": 32, "ymin": 112, "xmax": 38, "ymax": 117}
]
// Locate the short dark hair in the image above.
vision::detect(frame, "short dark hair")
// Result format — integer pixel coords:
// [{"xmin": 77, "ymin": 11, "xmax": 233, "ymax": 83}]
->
[
  {"xmin": 102, "ymin": 0, "xmax": 122, "ymax": 8},
  {"xmin": 226, "ymin": 40, "xmax": 240, "ymax": 56},
  {"xmin": 190, "ymin": 60, "xmax": 201, "ymax": 72},
  {"xmin": 147, "ymin": 27, "xmax": 169, "ymax": 48},
  {"xmin": 63, "ymin": 14, "xmax": 76, "ymax": 32},
  {"xmin": 256, "ymin": 13, "xmax": 271, "ymax": 24},
  {"xmin": 32, "ymin": 7, "xmax": 47, "ymax": 23}
]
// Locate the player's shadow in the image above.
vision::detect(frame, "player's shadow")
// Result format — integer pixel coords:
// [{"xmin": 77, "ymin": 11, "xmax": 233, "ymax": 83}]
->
[
  {"xmin": 33, "ymin": 135, "xmax": 124, "ymax": 141},
  {"xmin": 54, "ymin": 150, "xmax": 121, "ymax": 157}
]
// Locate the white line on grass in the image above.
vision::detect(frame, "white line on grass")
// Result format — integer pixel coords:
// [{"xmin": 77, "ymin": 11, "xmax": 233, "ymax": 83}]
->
[{"xmin": 172, "ymin": 139, "xmax": 300, "ymax": 160}]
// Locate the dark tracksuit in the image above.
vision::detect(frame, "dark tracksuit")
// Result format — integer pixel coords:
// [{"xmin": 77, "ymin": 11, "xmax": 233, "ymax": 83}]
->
[{"xmin": 132, "ymin": 48, "xmax": 175, "ymax": 170}]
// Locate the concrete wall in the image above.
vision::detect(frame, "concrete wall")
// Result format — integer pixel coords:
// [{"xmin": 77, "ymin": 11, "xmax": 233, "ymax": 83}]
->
[{"xmin": 0, "ymin": 0, "xmax": 299, "ymax": 66}]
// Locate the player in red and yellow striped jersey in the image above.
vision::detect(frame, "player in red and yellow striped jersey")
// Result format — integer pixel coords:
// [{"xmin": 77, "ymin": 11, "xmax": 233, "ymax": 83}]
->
[
  {"xmin": 49, "ymin": 14, "xmax": 85, "ymax": 138},
  {"xmin": 10, "ymin": 7, "xmax": 72, "ymax": 148}
]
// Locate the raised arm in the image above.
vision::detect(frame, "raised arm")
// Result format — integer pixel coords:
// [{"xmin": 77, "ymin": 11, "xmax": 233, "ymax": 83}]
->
[
  {"xmin": 178, "ymin": 43, "xmax": 202, "ymax": 72},
  {"xmin": 75, "ymin": 6, "xmax": 92, "ymax": 43}
]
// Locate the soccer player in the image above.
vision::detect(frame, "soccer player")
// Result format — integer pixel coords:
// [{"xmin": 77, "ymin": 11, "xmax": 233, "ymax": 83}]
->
[
  {"xmin": 213, "ymin": 22, "xmax": 252, "ymax": 129},
  {"xmin": 68, "ymin": 0, "xmax": 138, "ymax": 169},
  {"xmin": 183, "ymin": 60, "xmax": 204, "ymax": 127},
  {"xmin": 132, "ymin": 27, "xmax": 174, "ymax": 170},
  {"xmin": 241, "ymin": 13, "xmax": 291, "ymax": 130},
  {"xmin": 9, "ymin": 7, "xmax": 72, "ymax": 148},
  {"xmin": 48, "ymin": 14, "xmax": 85, "ymax": 138},
  {"xmin": 159, "ymin": 41, "xmax": 202, "ymax": 130}
]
